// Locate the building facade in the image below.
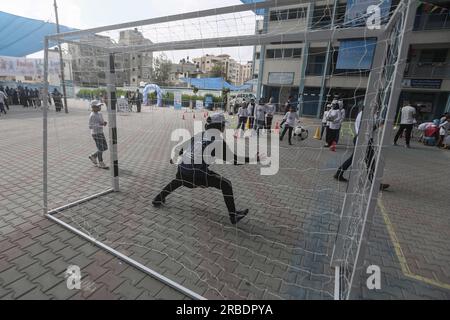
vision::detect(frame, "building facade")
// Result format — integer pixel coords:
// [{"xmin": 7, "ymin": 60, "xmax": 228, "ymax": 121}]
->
[
  {"xmin": 193, "ymin": 54, "xmax": 253, "ymax": 86},
  {"xmin": 68, "ymin": 29, "xmax": 153, "ymax": 88},
  {"xmin": 248, "ymin": 0, "xmax": 450, "ymax": 120}
]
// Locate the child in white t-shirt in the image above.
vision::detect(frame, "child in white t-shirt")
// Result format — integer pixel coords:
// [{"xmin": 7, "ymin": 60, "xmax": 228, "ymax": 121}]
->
[{"xmin": 88, "ymin": 100, "xmax": 108, "ymax": 168}]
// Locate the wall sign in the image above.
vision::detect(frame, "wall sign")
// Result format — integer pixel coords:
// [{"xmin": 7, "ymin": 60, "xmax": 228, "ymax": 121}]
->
[
  {"xmin": 402, "ymin": 79, "xmax": 442, "ymax": 89},
  {"xmin": 268, "ymin": 72, "xmax": 295, "ymax": 85}
]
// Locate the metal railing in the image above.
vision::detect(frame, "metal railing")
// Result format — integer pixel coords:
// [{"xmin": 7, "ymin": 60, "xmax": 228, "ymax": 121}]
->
[
  {"xmin": 414, "ymin": 12, "xmax": 450, "ymax": 31},
  {"xmin": 404, "ymin": 63, "xmax": 450, "ymax": 79}
]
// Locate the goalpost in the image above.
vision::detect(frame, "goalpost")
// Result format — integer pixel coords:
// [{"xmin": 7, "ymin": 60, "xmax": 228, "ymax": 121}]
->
[{"xmin": 41, "ymin": 0, "xmax": 416, "ymax": 300}]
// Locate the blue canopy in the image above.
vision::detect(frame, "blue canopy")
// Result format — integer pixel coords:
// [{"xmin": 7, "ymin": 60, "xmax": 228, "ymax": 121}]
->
[
  {"xmin": 0, "ymin": 11, "xmax": 77, "ymax": 57},
  {"xmin": 180, "ymin": 77, "xmax": 251, "ymax": 91}
]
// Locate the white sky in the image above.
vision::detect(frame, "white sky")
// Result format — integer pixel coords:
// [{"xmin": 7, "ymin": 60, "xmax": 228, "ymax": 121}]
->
[{"xmin": 0, "ymin": 0, "xmax": 256, "ymax": 63}]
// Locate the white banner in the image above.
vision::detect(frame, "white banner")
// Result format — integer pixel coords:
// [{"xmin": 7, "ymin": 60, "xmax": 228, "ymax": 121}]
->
[{"xmin": 0, "ymin": 55, "xmax": 60, "ymax": 78}]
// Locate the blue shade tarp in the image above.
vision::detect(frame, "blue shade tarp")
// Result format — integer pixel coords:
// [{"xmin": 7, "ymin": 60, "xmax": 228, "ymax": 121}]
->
[
  {"xmin": 180, "ymin": 77, "xmax": 251, "ymax": 91},
  {"xmin": 0, "ymin": 11, "xmax": 77, "ymax": 57}
]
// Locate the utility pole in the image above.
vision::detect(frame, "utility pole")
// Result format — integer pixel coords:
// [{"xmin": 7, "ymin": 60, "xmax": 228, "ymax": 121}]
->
[{"xmin": 54, "ymin": 0, "xmax": 69, "ymax": 114}]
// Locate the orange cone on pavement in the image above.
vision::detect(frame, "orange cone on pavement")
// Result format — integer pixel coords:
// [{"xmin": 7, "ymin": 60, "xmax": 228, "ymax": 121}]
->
[{"xmin": 313, "ymin": 127, "xmax": 321, "ymax": 140}]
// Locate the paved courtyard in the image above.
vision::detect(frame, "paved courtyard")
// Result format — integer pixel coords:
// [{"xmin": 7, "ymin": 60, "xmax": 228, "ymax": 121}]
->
[{"xmin": 0, "ymin": 101, "xmax": 449, "ymax": 300}]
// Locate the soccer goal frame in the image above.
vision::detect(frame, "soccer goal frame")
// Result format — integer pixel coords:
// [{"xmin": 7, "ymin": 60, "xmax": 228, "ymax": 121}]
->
[{"xmin": 41, "ymin": 0, "xmax": 415, "ymax": 300}]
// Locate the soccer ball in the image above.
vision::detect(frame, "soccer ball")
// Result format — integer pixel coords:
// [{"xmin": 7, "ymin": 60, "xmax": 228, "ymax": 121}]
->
[{"xmin": 293, "ymin": 126, "xmax": 309, "ymax": 141}]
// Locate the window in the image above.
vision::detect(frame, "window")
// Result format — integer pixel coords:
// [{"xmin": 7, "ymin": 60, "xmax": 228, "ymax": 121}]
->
[
  {"xmin": 293, "ymin": 48, "xmax": 302, "ymax": 58},
  {"xmin": 267, "ymin": 48, "xmax": 302, "ymax": 59},
  {"xmin": 419, "ymin": 49, "xmax": 448, "ymax": 64},
  {"xmin": 255, "ymin": 52, "xmax": 261, "ymax": 60},
  {"xmin": 279, "ymin": 10, "xmax": 288, "ymax": 20},
  {"xmin": 270, "ymin": 7, "xmax": 307, "ymax": 21},
  {"xmin": 284, "ymin": 49, "xmax": 293, "ymax": 58},
  {"xmin": 274, "ymin": 49, "xmax": 283, "ymax": 59}
]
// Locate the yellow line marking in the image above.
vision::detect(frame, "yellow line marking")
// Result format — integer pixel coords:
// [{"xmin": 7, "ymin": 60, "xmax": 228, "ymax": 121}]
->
[{"xmin": 378, "ymin": 198, "xmax": 450, "ymax": 291}]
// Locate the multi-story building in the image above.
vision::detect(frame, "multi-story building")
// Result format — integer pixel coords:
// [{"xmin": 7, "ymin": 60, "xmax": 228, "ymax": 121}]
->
[
  {"xmin": 168, "ymin": 59, "xmax": 202, "ymax": 86},
  {"xmin": 117, "ymin": 29, "xmax": 153, "ymax": 87},
  {"xmin": 240, "ymin": 61, "xmax": 254, "ymax": 85},
  {"xmin": 247, "ymin": 0, "xmax": 450, "ymax": 120},
  {"xmin": 69, "ymin": 29, "xmax": 153, "ymax": 88},
  {"xmin": 193, "ymin": 54, "xmax": 253, "ymax": 85},
  {"xmin": 69, "ymin": 34, "xmax": 121, "ymax": 87}
]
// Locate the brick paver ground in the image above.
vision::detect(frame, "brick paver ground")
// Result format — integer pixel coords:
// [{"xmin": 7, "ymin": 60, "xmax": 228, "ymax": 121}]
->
[{"xmin": 0, "ymin": 101, "xmax": 449, "ymax": 300}]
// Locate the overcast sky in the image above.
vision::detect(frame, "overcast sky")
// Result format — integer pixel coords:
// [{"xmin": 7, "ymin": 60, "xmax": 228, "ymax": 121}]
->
[{"xmin": 0, "ymin": 0, "xmax": 256, "ymax": 63}]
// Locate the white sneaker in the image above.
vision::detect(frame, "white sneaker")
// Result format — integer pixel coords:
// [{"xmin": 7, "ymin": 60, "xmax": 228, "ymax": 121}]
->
[
  {"xmin": 98, "ymin": 162, "xmax": 108, "ymax": 169},
  {"xmin": 89, "ymin": 155, "xmax": 98, "ymax": 165}
]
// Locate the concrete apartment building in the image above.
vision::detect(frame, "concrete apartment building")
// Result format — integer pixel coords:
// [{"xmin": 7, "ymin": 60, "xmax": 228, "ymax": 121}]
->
[
  {"xmin": 169, "ymin": 59, "xmax": 201, "ymax": 86},
  {"xmin": 68, "ymin": 29, "xmax": 153, "ymax": 88},
  {"xmin": 193, "ymin": 54, "xmax": 253, "ymax": 85},
  {"xmin": 248, "ymin": 0, "xmax": 450, "ymax": 120}
]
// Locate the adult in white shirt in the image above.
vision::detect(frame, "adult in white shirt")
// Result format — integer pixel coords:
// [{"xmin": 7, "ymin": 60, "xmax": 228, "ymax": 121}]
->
[
  {"xmin": 325, "ymin": 103, "xmax": 342, "ymax": 147},
  {"xmin": 394, "ymin": 104, "xmax": 416, "ymax": 148},
  {"xmin": 265, "ymin": 98, "xmax": 276, "ymax": 130}
]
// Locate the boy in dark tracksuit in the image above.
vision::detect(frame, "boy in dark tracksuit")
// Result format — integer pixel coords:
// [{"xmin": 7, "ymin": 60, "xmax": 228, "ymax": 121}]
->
[{"xmin": 153, "ymin": 113, "xmax": 261, "ymax": 225}]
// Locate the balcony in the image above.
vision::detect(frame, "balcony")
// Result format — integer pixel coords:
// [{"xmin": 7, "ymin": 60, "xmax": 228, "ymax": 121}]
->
[
  {"xmin": 414, "ymin": 12, "xmax": 450, "ymax": 31},
  {"xmin": 404, "ymin": 63, "xmax": 450, "ymax": 79}
]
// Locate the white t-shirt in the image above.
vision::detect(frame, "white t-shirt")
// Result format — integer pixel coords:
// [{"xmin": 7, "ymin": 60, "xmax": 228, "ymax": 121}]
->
[
  {"xmin": 265, "ymin": 104, "xmax": 276, "ymax": 117},
  {"xmin": 440, "ymin": 121, "xmax": 450, "ymax": 136},
  {"xmin": 255, "ymin": 105, "xmax": 266, "ymax": 122},
  {"xmin": 237, "ymin": 107, "xmax": 248, "ymax": 118},
  {"xmin": 328, "ymin": 109, "xmax": 342, "ymax": 130},
  {"xmin": 89, "ymin": 112, "xmax": 105, "ymax": 135},
  {"xmin": 283, "ymin": 111, "xmax": 299, "ymax": 127},
  {"xmin": 400, "ymin": 106, "xmax": 416, "ymax": 125}
]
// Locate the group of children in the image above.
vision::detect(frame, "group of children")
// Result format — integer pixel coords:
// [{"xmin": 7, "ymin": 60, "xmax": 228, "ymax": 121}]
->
[
  {"xmin": 235, "ymin": 98, "xmax": 276, "ymax": 137},
  {"xmin": 236, "ymin": 98, "xmax": 301, "ymax": 145}
]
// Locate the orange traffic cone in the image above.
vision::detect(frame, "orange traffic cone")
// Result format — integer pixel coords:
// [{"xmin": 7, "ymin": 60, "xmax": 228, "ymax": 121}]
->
[
  {"xmin": 313, "ymin": 127, "xmax": 321, "ymax": 140},
  {"xmin": 330, "ymin": 141, "xmax": 337, "ymax": 152}
]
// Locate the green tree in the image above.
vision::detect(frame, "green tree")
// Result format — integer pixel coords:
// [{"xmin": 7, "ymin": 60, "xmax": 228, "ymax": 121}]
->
[
  {"xmin": 151, "ymin": 53, "xmax": 172, "ymax": 86},
  {"xmin": 210, "ymin": 61, "xmax": 229, "ymax": 81}
]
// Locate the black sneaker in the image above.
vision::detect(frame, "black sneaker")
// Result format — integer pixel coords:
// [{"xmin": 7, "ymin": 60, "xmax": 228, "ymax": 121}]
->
[
  {"xmin": 334, "ymin": 174, "xmax": 348, "ymax": 182},
  {"xmin": 152, "ymin": 197, "xmax": 166, "ymax": 207},
  {"xmin": 380, "ymin": 184, "xmax": 390, "ymax": 191},
  {"xmin": 230, "ymin": 209, "xmax": 249, "ymax": 225}
]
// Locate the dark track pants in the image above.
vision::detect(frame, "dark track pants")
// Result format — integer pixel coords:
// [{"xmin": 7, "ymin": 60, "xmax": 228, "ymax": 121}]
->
[{"xmin": 155, "ymin": 168, "xmax": 237, "ymax": 213}]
